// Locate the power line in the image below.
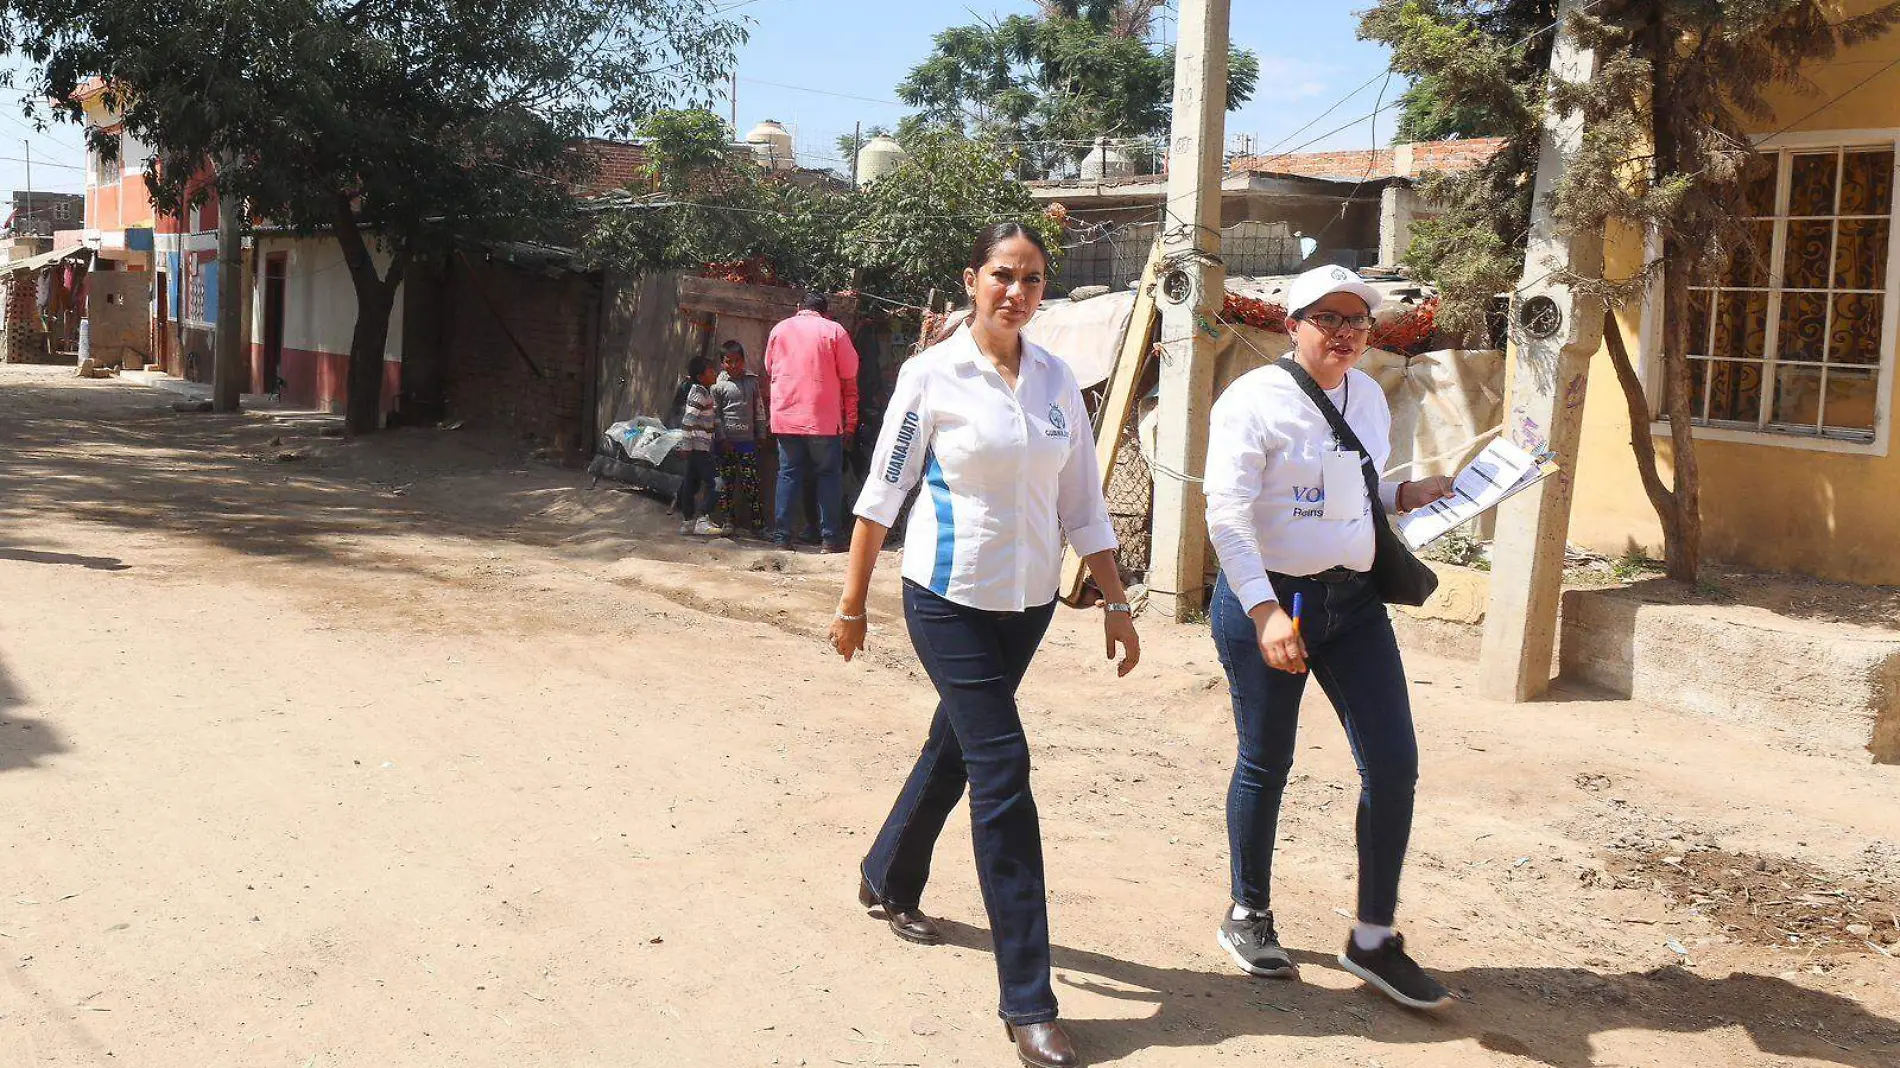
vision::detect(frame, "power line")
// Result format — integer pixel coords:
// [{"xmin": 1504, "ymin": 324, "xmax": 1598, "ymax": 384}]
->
[
  {"xmin": 1247, "ymin": 0, "xmax": 1615, "ymax": 167},
  {"xmin": 739, "ymin": 77, "xmax": 911, "ymax": 110},
  {"xmin": 0, "ymin": 155, "xmax": 83, "ymax": 170}
]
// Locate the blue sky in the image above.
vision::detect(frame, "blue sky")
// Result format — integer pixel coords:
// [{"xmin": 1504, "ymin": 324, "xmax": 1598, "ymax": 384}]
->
[
  {"xmin": 0, "ymin": 3, "xmax": 1396, "ymax": 206},
  {"xmin": 0, "ymin": 71, "xmax": 87, "ymax": 208},
  {"xmin": 726, "ymin": 0, "xmax": 1399, "ymax": 171}
]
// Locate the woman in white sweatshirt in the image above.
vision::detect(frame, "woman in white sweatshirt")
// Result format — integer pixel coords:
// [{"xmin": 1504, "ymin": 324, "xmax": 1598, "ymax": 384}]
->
[{"xmin": 1203, "ymin": 264, "xmax": 1454, "ymax": 1010}]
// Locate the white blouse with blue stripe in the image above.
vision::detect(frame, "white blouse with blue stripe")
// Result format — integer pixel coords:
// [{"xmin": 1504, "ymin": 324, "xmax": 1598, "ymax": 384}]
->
[{"xmin": 854, "ymin": 326, "xmax": 1118, "ymax": 613}]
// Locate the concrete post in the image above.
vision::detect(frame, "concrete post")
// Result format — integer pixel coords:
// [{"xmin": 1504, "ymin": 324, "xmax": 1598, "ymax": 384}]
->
[
  {"xmin": 1478, "ymin": 0, "xmax": 1606, "ymax": 700},
  {"xmin": 1148, "ymin": 0, "xmax": 1230, "ymax": 621},
  {"xmin": 1378, "ymin": 185, "xmax": 1418, "ymax": 267}
]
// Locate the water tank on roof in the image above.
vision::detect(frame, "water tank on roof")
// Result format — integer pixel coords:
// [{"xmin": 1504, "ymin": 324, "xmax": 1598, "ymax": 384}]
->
[
  {"xmin": 1080, "ymin": 137, "xmax": 1137, "ymax": 181},
  {"xmin": 745, "ymin": 119, "xmax": 797, "ymax": 171},
  {"xmin": 856, "ymin": 135, "xmax": 907, "ymax": 187}
]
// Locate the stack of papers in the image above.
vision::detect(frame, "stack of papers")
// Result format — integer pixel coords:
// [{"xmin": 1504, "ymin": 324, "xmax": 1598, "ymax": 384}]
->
[{"xmin": 1397, "ymin": 437, "xmax": 1559, "ymax": 551}]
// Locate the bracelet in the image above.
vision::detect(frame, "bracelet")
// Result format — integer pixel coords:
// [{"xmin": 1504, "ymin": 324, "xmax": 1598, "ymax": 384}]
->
[
  {"xmin": 1101, "ymin": 602, "xmax": 1133, "ymax": 615},
  {"xmin": 835, "ymin": 611, "xmax": 866, "ymax": 623}
]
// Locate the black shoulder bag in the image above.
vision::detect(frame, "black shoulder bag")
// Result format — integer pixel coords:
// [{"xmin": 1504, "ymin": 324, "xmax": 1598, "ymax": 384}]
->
[{"xmin": 1274, "ymin": 357, "xmax": 1439, "ymax": 607}]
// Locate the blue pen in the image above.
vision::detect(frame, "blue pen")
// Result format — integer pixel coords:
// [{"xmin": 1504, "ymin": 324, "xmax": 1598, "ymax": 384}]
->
[{"xmin": 1290, "ymin": 592, "xmax": 1303, "ymax": 638}]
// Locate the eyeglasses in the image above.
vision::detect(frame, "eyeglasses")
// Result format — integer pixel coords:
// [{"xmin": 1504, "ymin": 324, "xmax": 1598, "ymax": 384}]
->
[{"xmin": 1300, "ymin": 311, "xmax": 1376, "ymax": 333}]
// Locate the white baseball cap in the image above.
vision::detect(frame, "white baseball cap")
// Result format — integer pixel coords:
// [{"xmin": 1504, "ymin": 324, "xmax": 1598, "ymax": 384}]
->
[{"xmin": 1285, "ymin": 264, "xmax": 1383, "ymax": 318}]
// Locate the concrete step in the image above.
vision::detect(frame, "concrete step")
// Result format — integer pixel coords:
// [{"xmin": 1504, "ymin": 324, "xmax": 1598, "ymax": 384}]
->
[{"xmin": 1559, "ymin": 585, "xmax": 1900, "ymax": 764}]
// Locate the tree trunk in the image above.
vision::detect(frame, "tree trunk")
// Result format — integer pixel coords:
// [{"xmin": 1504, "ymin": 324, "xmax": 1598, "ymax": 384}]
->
[
  {"xmin": 1648, "ymin": 0, "xmax": 1701, "ymax": 583},
  {"xmin": 330, "ymin": 194, "xmax": 406, "ymax": 436},
  {"xmin": 212, "ymin": 161, "xmax": 246, "ymax": 412},
  {"xmin": 1658, "ymin": 252, "xmax": 1702, "ymax": 581},
  {"xmin": 1602, "ymin": 306, "xmax": 1677, "ymax": 546}
]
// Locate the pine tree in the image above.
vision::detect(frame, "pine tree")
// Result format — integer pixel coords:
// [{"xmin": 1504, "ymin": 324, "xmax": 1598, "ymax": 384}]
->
[{"xmin": 1362, "ymin": 0, "xmax": 1900, "ymax": 581}]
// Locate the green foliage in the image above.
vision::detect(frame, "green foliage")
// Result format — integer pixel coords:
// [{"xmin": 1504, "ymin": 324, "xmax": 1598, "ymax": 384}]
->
[
  {"xmin": 1361, "ymin": 0, "xmax": 1553, "ymax": 341},
  {"xmin": 588, "ymin": 120, "xmax": 1058, "ymax": 307},
  {"xmin": 15, "ymin": 0, "xmax": 744, "ymax": 256},
  {"xmin": 897, "ymin": 1, "xmax": 1258, "ymax": 178},
  {"xmin": 1610, "ymin": 547, "xmax": 1663, "ymax": 582},
  {"xmin": 1419, "ymin": 525, "xmax": 1492, "ymax": 570},
  {"xmin": 9, "ymin": 0, "xmax": 743, "ymax": 431},
  {"xmin": 586, "ymin": 109, "xmax": 853, "ymax": 291},
  {"xmin": 1364, "ymin": 0, "xmax": 1900, "ymax": 341},
  {"xmin": 842, "ymin": 130, "xmax": 1064, "ymax": 303},
  {"xmin": 1364, "ymin": 0, "xmax": 1900, "ymax": 581},
  {"xmin": 834, "ymin": 125, "xmax": 892, "ymax": 166}
]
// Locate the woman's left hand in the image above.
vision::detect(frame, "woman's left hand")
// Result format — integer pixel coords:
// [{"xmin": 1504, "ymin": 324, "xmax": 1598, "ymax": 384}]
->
[
  {"xmin": 1104, "ymin": 611, "xmax": 1141, "ymax": 677},
  {"xmin": 1398, "ymin": 475, "xmax": 1456, "ymax": 512},
  {"xmin": 830, "ymin": 613, "xmax": 868, "ymax": 662}
]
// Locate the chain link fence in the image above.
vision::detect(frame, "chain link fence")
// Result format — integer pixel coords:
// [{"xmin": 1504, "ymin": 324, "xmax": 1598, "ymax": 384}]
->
[{"xmin": 1103, "ymin": 418, "xmax": 1153, "ymax": 583}]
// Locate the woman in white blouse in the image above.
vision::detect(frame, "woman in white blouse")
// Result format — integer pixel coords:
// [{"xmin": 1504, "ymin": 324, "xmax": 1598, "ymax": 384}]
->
[
  {"xmin": 1202, "ymin": 265, "xmax": 1455, "ymax": 1011},
  {"xmin": 829, "ymin": 223, "xmax": 1140, "ymax": 1068}
]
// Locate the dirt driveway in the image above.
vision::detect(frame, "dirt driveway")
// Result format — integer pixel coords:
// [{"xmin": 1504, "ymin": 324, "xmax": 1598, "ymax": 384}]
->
[{"xmin": 2, "ymin": 364, "xmax": 1897, "ymax": 1067}]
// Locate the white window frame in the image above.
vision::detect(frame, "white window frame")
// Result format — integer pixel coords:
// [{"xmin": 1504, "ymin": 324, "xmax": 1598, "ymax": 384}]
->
[{"xmin": 1641, "ymin": 127, "xmax": 1900, "ymax": 457}]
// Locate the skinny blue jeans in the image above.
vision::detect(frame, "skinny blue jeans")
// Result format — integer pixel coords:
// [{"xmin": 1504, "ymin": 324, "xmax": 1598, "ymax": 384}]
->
[{"xmin": 1210, "ymin": 570, "xmax": 1419, "ymax": 926}]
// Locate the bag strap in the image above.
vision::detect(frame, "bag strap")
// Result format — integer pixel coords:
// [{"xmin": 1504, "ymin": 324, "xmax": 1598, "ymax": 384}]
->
[{"xmin": 1274, "ymin": 356, "xmax": 1387, "ymax": 517}]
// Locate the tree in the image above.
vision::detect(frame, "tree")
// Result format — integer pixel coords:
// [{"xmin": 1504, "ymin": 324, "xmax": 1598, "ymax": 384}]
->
[
  {"xmin": 587, "ymin": 122, "xmax": 1061, "ymax": 309},
  {"xmin": 1362, "ymin": 0, "xmax": 1900, "ymax": 581},
  {"xmin": 1381, "ymin": 1, "xmax": 1558, "ymax": 141},
  {"xmin": 897, "ymin": 0, "xmax": 1259, "ymax": 178},
  {"xmin": 11, "ymin": 0, "xmax": 743, "ymax": 434},
  {"xmin": 841, "ymin": 131, "xmax": 1064, "ymax": 305},
  {"xmin": 587, "ymin": 108, "xmax": 854, "ymax": 291}
]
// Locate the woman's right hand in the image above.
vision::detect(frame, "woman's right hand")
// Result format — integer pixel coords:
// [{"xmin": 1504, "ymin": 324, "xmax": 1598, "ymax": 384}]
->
[
  {"xmin": 1252, "ymin": 602, "xmax": 1307, "ymax": 674},
  {"xmin": 830, "ymin": 612, "xmax": 868, "ymax": 662}
]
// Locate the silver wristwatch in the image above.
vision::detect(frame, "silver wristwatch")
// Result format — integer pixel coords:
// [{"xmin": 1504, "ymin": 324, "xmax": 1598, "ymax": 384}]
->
[{"xmin": 1101, "ymin": 602, "xmax": 1133, "ymax": 615}]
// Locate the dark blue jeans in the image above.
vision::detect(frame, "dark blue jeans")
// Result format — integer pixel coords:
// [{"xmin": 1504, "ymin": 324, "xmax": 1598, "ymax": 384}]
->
[
  {"xmin": 861, "ymin": 581, "xmax": 1059, "ymax": 1025},
  {"xmin": 671, "ymin": 449, "xmax": 717, "ymax": 522},
  {"xmin": 1210, "ymin": 570, "xmax": 1419, "ymax": 926},
  {"xmin": 774, "ymin": 434, "xmax": 843, "ymax": 544}
]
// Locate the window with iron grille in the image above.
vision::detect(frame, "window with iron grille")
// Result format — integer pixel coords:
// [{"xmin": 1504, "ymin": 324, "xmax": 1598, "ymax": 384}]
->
[{"xmin": 1683, "ymin": 143, "xmax": 1896, "ymax": 444}]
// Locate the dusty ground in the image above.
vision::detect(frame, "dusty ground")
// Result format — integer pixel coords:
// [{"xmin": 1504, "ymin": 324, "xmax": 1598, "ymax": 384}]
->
[{"xmin": 2, "ymin": 363, "xmax": 1898, "ymax": 1068}]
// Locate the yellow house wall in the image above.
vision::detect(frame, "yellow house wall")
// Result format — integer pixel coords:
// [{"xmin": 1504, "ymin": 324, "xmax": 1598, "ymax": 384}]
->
[{"xmin": 1567, "ymin": 11, "xmax": 1900, "ymax": 585}]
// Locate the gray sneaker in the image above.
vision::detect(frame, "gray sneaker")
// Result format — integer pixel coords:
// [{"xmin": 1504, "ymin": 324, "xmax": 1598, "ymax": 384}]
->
[
  {"xmin": 1339, "ymin": 933, "xmax": 1451, "ymax": 1010},
  {"xmin": 1217, "ymin": 908, "xmax": 1295, "ymax": 978}
]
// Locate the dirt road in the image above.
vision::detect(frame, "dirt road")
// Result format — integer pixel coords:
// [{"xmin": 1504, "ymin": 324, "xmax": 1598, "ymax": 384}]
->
[{"xmin": 2, "ymin": 364, "xmax": 1897, "ymax": 1067}]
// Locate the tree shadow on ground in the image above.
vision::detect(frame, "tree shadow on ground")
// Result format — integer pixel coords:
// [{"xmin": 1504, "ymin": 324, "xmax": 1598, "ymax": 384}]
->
[
  {"xmin": 0, "ymin": 547, "xmax": 130, "ymax": 571},
  {"xmin": 0, "ymin": 377, "xmax": 562, "ymax": 567},
  {"xmin": 0, "ymin": 373, "xmax": 804, "ymax": 578},
  {"xmin": 928, "ymin": 920, "xmax": 1900, "ymax": 1068},
  {"xmin": 0, "ymin": 651, "xmax": 68, "ymax": 773}
]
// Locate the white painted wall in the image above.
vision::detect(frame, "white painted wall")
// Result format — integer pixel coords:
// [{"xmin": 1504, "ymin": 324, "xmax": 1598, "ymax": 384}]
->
[{"xmin": 255, "ymin": 234, "xmax": 404, "ymax": 361}]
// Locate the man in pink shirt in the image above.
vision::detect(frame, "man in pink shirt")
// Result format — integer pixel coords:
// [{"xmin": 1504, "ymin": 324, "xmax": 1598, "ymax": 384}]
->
[{"xmin": 764, "ymin": 292, "xmax": 860, "ymax": 551}]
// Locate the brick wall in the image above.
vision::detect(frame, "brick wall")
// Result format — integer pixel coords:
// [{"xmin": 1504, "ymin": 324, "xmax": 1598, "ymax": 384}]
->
[
  {"xmin": 1408, "ymin": 138, "xmax": 1507, "ymax": 173},
  {"xmin": 1, "ymin": 273, "xmax": 50, "ymax": 363},
  {"xmin": 577, "ymin": 140, "xmax": 652, "ymax": 197},
  {"xmin": 1233, "ymin": 137, "xmax": 1505, "ymax": 181},
  {"xmin": 442, "ymin": 257, "xmax": 602, "ymax": 454}
]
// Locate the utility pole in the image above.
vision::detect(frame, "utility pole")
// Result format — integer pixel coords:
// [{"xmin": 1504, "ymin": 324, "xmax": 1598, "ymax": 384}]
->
[
  {"xmin": 1477, "ymin": 0, "xmax": 1606, "ymax": 700},
  {"xmin": 730, "ymin": 71, "xmax": 739, "ymax": 137},
  {"xmin": 850, "ymin": 121, "xmax": 862, "ymax": 186},
  {"xmin": 1148, "ymin": 0, "xmax": 1229, "ymax": 622},
  {"xmin": 212, "ymin": 155, "xmax": 244, "ymax": 411},
  {"xmin": 23, "ymin": 140, "xmax": 31, "ymax": 241}
]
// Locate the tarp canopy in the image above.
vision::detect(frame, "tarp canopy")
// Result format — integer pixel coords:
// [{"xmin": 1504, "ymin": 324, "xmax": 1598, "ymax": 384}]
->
[{"xmin": 2, "ymin": 246, "xmax": 92, "ymax": 274}]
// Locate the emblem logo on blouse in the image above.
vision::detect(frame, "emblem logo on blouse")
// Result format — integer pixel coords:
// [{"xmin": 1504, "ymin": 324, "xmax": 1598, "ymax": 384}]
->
[{"xmin": 1046, "ymin": 403, "xmax": 1069, "ymax": 438}]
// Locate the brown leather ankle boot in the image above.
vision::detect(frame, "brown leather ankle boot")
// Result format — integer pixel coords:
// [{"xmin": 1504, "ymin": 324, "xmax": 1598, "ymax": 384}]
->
[
  {"xmin": 1003, "ymin": 1020, "xmax": 1080, "ymax": 1068},
  {"xmin": 857, "ymin": 876, "xmax": 943, "ymax": 945}
]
